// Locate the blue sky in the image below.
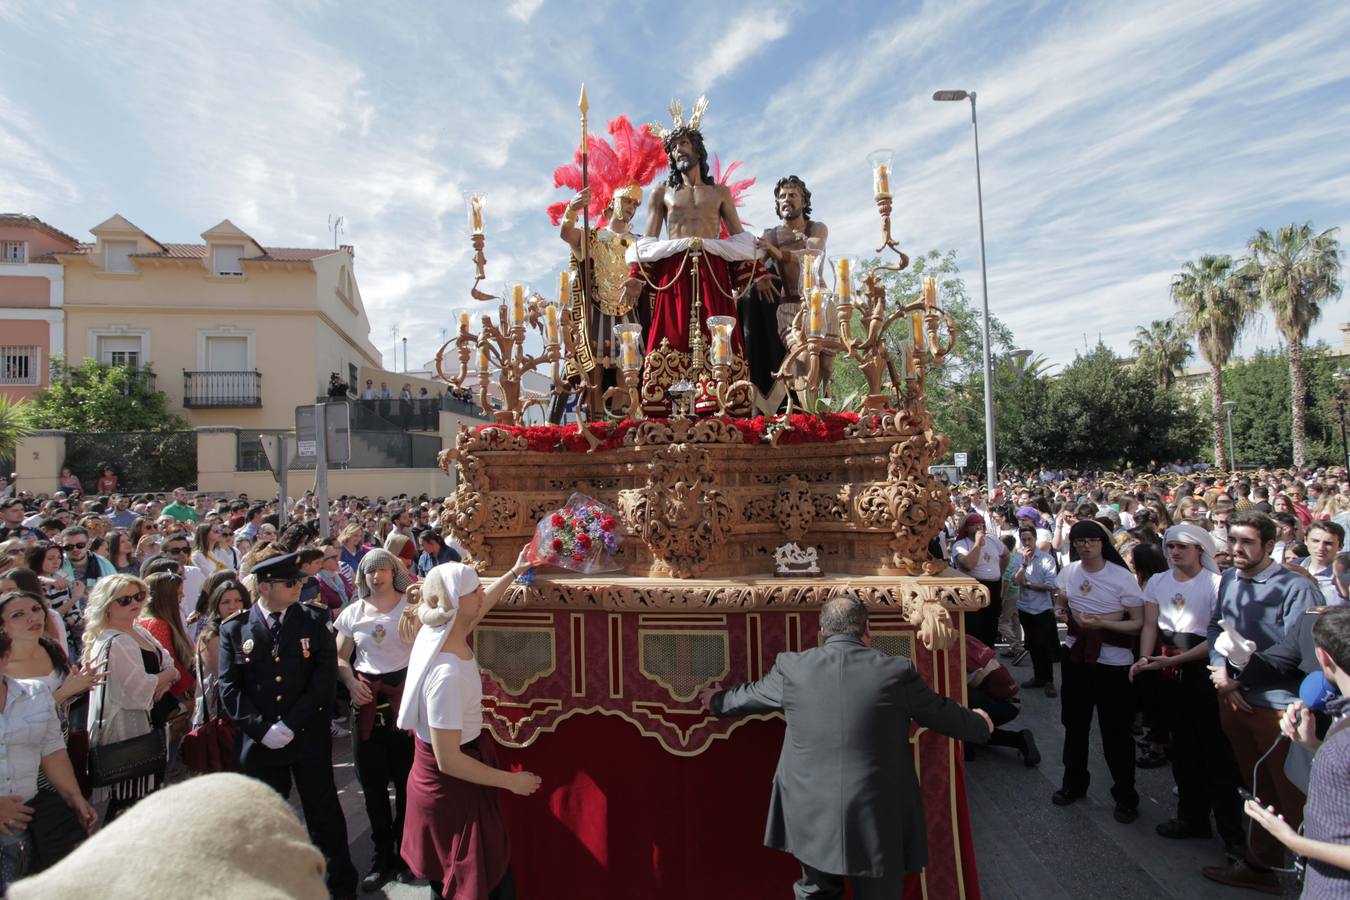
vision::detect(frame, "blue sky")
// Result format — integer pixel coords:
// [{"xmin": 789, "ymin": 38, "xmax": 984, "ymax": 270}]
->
[{"xmin": 2, "ymin": 0, "xmax": 1348, "ymax": 372}]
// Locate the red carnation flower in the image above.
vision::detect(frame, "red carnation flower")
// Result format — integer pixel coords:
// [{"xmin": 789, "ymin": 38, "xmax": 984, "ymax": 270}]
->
[
  {"xmin": 551, "ymin": 513, "xmax": 565, "ymax": 527},
  {"xmin": 572, "ymin": 552, "xmax": 586, "ymax": 562},
  {"xmin": 576, "ymin": 533, "xmax": 592, "ymax": 549},
  {"xmin": 601, "ymin": 516, "xmax": 616, "ymax": 532},
  {"xmin": 551, "ymin": 538, "xmax": 564, "ymax": 551}
]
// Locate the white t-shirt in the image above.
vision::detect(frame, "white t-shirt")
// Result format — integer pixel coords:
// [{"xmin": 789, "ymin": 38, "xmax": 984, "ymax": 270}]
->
[
  {"xmin": 1057, "ymin": 561, "xmax": 1145, "ymax": 666},
  {"xmin": 415, "ymin": 652, "xmax": 484, "ymax": 745},
  {"xmin": 335, "ymin": 596, "xmax": 412, "ymax": 675},
  {"xmin": 1143, "ymin": 568, "xmax": 1222, "ymax": 637},
  {"xmin": 952, "ymin": 535, "xmax": 1004, "ymax": 581}
]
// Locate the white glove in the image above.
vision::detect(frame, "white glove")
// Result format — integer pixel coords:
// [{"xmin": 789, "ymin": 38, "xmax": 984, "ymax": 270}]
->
[
  {"xmin": 1214, "ymin": 619, "xmax": 1256, "ymax": 667},
  {"xmin": 261, "ymin": 722, "xmax": 295, "ymax": 750}
]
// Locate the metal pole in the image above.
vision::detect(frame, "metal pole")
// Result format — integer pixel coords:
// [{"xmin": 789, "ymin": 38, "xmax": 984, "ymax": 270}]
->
[
  {"xmin": 1225, "ymin": 407, "xmax": 1236, "ymax": 472},
  {"xmin": 402, "ymin": 337, "xmax": 408, "ymax": 373},
  {"xmin": 970, "ymin": 93, "xmax": 998, "ymax": 494},
  {"xmin": 1339, "ymin": 400, "xmax": 1348, "ymax": 471},
  {"xmin": 315, "ymin": 402, "xmax": 329, "ymax": 539}
]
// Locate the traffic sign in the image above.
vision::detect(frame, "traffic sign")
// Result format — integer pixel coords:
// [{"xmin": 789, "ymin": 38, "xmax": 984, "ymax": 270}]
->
[
  {"xmin": 296, "ymin": 402, "xmax": 351, "ymax": 464},
  {"xmin": 954, "ymin": 452, "xmax": 968, "ymax": 468}
]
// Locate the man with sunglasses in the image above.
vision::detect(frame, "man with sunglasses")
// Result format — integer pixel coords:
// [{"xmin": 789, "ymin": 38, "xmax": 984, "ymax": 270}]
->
[
  {"xmin": 218, "ymin": 552, "xmax": 358, "ymax": 898},
  {"xmin": 56, "ymin": 526, "xmax": 115, "ymax": 589}
]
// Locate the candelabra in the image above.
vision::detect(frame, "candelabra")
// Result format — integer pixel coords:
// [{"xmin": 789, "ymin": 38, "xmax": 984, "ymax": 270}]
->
[
  {"xmin": 698, "ymin": 315, "xmax": 754, "ymax": 416},
  {"xmin": 435, "ymin": 283, "xmax": 566, "ymax": 425},
  {"xmin": 774, "ymin": 193, "xmax": 957, "ymax": 420}
]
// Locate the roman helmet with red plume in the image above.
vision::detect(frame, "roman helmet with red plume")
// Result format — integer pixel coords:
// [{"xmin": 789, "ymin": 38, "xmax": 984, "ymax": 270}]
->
[{"xmin": 547, "ymin": 116, "xmax": 668, "ymax": 230}]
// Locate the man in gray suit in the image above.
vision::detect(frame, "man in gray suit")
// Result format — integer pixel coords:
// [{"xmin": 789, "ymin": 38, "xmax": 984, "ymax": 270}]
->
[{"xmin": 701, "ymin": 596, "xmax": 993, "ymax": 899}]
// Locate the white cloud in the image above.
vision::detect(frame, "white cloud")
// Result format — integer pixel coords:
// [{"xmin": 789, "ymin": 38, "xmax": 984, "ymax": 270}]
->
[
  {"xmin": 693, "ymin": 8, "xmax": 793, "ymax": 93},
  {"xmin": 507, "ymin": 0, "xmax": 544, "ymax": 23}
]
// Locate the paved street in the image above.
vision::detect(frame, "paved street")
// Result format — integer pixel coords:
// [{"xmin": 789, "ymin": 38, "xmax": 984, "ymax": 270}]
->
[{"xmin": 320, "ymin": 649, "xmax": 1282, "ymax": 900}]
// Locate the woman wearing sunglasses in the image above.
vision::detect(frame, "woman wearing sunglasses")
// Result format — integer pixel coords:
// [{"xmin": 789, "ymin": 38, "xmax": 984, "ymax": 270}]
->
[{"xmin": 80, "ymin": 575, "xmax": 177, "ymax": 822}]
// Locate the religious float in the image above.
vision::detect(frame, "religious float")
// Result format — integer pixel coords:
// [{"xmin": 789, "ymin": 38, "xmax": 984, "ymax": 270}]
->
[{"xmin": 436, "ymin": 90, "xmax": 988, "ymax": 900}]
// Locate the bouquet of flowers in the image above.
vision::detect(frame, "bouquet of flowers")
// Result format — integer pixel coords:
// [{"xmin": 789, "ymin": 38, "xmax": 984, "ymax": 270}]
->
[{"xmin": 524, "ymin": 492, "xmax": 624, "ymax": 575}]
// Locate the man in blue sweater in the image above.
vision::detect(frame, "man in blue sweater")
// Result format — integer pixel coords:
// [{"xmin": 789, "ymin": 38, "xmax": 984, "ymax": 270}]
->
[{"xmin": 1204, "ymin": 510, "xmax": 1321, "ymax": 893}]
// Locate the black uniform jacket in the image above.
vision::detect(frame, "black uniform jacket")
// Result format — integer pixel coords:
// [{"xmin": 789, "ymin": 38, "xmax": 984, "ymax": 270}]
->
[{"xmin": 218, "ymin": 600, "xmax": 337, "ymax": 768}]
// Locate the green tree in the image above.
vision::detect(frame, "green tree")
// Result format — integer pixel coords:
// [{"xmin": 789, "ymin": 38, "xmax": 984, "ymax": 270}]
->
[
  {"xmin": 27, "ymin": 356, "xmax": 189, "ymax": 433},
  {"xmin": 1246, "ymin": 222, "xmax": 1343, "ymax": 466},
  {"xmin": 1171, "ymin": 254, "xmax": 1256, "ymax": 471},
  {"xmin": 1041, "ymin": 342, "xmax": 1205, "ymax": 469},
  {"xmin": 0, "ymin": 394, "xmax": 33, "ymax": 465},
  {"xmin": 1221, "ymin": 345, "xmax": 1343, "ymax": 467},
  {"xmin": 1130, "ymin": 318, "xmax": 1191, "ymax": 391}
]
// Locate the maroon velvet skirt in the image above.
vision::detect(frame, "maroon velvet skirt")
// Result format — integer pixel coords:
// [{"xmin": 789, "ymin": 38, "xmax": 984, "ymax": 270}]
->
[{"xmin": 402, "ymin": 734, "xmax": 510, "ymax": 900}]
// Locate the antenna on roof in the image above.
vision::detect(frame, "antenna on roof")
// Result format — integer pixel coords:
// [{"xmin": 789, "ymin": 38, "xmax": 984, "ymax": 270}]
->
[{"xmin": 328, "ymin": 214, "xmax": 345, "ymax": 249}]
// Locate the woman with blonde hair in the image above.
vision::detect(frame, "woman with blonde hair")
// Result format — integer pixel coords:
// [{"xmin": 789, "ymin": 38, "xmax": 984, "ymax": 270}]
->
[
  {"xmin": 397, "ymin": 550, "xmax": 540, "ymax": 899},
  {"xmin": 81, "ymin": 575, "xmax": 176, "ymax": 821}
]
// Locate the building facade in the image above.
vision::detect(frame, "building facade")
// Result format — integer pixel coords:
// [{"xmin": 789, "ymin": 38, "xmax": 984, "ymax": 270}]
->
[
  {"xmin": 0, "ymin": 214, "xmax": 79, "ymax": 400},
  {"xmin": 47, "ymin": 214, "xmax": 384, "ymax": 428}
]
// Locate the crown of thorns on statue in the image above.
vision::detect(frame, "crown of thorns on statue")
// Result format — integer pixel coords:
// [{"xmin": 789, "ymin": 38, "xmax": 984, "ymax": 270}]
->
[{"xmin": 547, "ymin": 116, "xmax": 668, "ymax": 230}]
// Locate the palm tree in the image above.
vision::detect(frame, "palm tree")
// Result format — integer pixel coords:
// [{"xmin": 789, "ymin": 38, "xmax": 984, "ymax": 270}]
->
[
  {"xmin": 1246, "ymin": 222, "xmax": 1343, "ymax": 467},
  {"xmin": 0, "ymin": 395, "xmax": 33, "ymax": 468},
  {"xmin": 1130, "ymin": 318, "xmax": 1191, "ymax": 391},
  {"xmin": 1172, "ymin": 255, "xmax": 1256, "ymax": 469}
]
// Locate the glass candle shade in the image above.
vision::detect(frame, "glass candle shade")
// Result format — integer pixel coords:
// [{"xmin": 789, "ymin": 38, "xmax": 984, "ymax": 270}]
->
[
  {"xmin": 867, "ymin": 149, "xmax": 894, "ymax": 199},
  {"xmin": 797, "ymin": 249, "xmax": 823, "ymax": 297},
  {"xmin": 833, "ymin": 256, "xmax": 855, "ymax": 300},
  {"xmin": 707, "ymin": 315, "xmax": 736, "ymax": 366},
  {"xmin": 464, "ymin": 192, "xmax": 486, "ymax": 235},
  {"xmin": 807, "ymin": 290, "xmax": 826, "ymax": 338},
  {"xmin": 510, "ymin": 283, "xmax": 528, "ymax": 326},
  {"xmin": 615, "ymin": 323, "xmax": 643, "ymax": 369}
]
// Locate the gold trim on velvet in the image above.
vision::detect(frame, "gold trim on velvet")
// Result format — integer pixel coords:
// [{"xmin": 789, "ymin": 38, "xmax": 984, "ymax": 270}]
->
[
  {"xmin": 487, "ymin": 704, "xmax": 783, "ymax": 758},
  {"xmin": 637, "ymin": 629, "xmax": 731, "ymax": 701},
  {"xmin": 747, "ymin": 613, "xmax": 762, "ymax": 680},
  {"xmin": 476, "ymin": 626, "xmax": 557, "ymax": 696},
  {"xmin": 638, "ymin": 613, "xmax": 728, "ymax": 626},
  {"xmin": 570, "ymin": 613, "xmax": 585, "ymax": 698},
  {"xmin": 787, "ymin": 613, "xmax": 801, "ymax": 651},
  {"xmin": 608, "ymin": 613, "xmax": 623, "ymax": 698},
  {"xmin": 480, "ymin": 697, "xmax": 566, "ymax": 741}
]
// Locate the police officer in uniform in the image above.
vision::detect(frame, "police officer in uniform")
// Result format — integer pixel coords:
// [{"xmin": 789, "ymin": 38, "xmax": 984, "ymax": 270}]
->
[{"xmin": 218, "ymin": 552, "xmax": 358, "ymax": 897}]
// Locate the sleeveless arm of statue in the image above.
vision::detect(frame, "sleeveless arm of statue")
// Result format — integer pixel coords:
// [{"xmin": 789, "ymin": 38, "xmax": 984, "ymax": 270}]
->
[
  {"xmin": 642, "ymin": 185, "xmax": 667, "ymax": 238},
  {"xmin": 558, "ymin": 190, "xmax": 588, "ymax": 256},
  {"xmin": 719, "ymin": 184, "xmax": 744, "ymax": 236},
  {"xmin": 805, "ymin": 222, "xmax": 828, "ymax": 254}
]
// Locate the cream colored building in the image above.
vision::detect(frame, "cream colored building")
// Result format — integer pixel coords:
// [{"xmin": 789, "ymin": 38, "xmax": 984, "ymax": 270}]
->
[{"xmin": 49, "ymin": 214, "xmax": 383, "ymax": 428}]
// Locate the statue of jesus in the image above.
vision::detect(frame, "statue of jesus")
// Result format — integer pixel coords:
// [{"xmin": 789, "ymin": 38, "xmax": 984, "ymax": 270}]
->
[{"xmin": 622, "ymin": 98, "xmax": 759, "ymax": 415}]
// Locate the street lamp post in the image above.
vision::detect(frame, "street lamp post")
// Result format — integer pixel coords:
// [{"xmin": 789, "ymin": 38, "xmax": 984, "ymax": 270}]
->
[
  {"xmin": 1336, "ymin": 373, "xmax": 1350, "ymax": 471},
  {"xmin": 1222, "ymin": 400, "xmax": 1237, "ymax": 472},
  {"xmin": 935, "ymin": 89, "xmax": 997, "ymax": 494}
]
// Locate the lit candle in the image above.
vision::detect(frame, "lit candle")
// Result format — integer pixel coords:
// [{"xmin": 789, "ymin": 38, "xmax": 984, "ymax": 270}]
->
[
  {"xmin": 469, "ymin": 195, "xmax": 484, "ymax": 234},
  {"xmin": 911, "ymin": 312, "xmax": 926, "ymax": 351},
  {"xmin": 512, "ymin": 283, "xmax": 525, "ymax": 325},
  {"xmin": 876, "ymin": 164, "xmax": 890, "ymax": 197},
  {"xmin": 712, "ymin": 328, "xmax": 730, "ymax": 365},
  {"xmin": 478, "ymin": 346, "xmax": 489, "ymax": 371},
  {"xmin": 621, "ymin": 332, "xmax": 637, "ymax": 368},
  {"xmin": 558, "ymin": 270, "xmax": 570, "ymax": 302},
  {"xmin": 459, "ymin": 311, "xmax": 469, "ymax": 332},
  {"xmin": 545, "ymin": 304, "xmax": 558, "ymax": 343},
  {"xmin": 924, "ymin": 275, "xmax": 937, "ymax": 308},
  {"xmin": 800, "ymin": 251, "xmax": 818, "ymax": 297},
  {"xmin": 836, "ymin": 258, "xmax": 852, "ymax": 299},
  {"xmin": 809, "ymin": 289, "xmax": 824, "ymax": 336},
  {"xmin": 900, "ymin": 338, "xmax": 916, "ymax": 379}
]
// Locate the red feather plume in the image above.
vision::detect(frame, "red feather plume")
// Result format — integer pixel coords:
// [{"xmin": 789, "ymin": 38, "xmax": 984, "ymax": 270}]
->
[{"xmin": 547, "ymin": 115, "xmax": 668, "ymax": 228}]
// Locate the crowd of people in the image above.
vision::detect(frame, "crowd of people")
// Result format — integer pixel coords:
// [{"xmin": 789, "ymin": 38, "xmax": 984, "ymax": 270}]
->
[
  {"xmin": 1, "ymin": 462, "xmax": 1349, "ymax": 896},
  {"xmin": 941, "ymin": 464, "xmax": 1350, "ymax": 896},
  {"xmin": 0, "ymin": 481, "xmax": 534, "ymax": 898}
]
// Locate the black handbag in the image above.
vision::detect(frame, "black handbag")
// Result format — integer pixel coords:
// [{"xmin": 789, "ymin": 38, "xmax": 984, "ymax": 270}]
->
[{"xmin": 85, "ymin": 638, "xmax": 167, "ymax": 789}]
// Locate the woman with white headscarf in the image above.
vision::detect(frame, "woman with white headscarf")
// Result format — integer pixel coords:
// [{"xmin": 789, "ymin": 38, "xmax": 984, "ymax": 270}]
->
[
  {"xmin": 398, "ymin": 549, "xmax": 541, "ymax": 900},
  {"xmin": 1130, "ymin": 523, "xmax": 1245, "ymax": 853},
  {"xmin": 335, "ymin": 548, "xmax": 416, "ymax": 892}
]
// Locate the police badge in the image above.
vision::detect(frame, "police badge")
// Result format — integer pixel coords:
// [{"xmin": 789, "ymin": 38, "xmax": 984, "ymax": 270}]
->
[{"xmin": 243, "ymin": 639, "xmax": 255, "ymax": 655}]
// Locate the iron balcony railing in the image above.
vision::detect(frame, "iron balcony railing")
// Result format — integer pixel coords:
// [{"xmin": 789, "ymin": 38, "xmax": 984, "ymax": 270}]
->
[{"xmin": 183, "ymin": 370, "xmax": 261, "ymax": 408}]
